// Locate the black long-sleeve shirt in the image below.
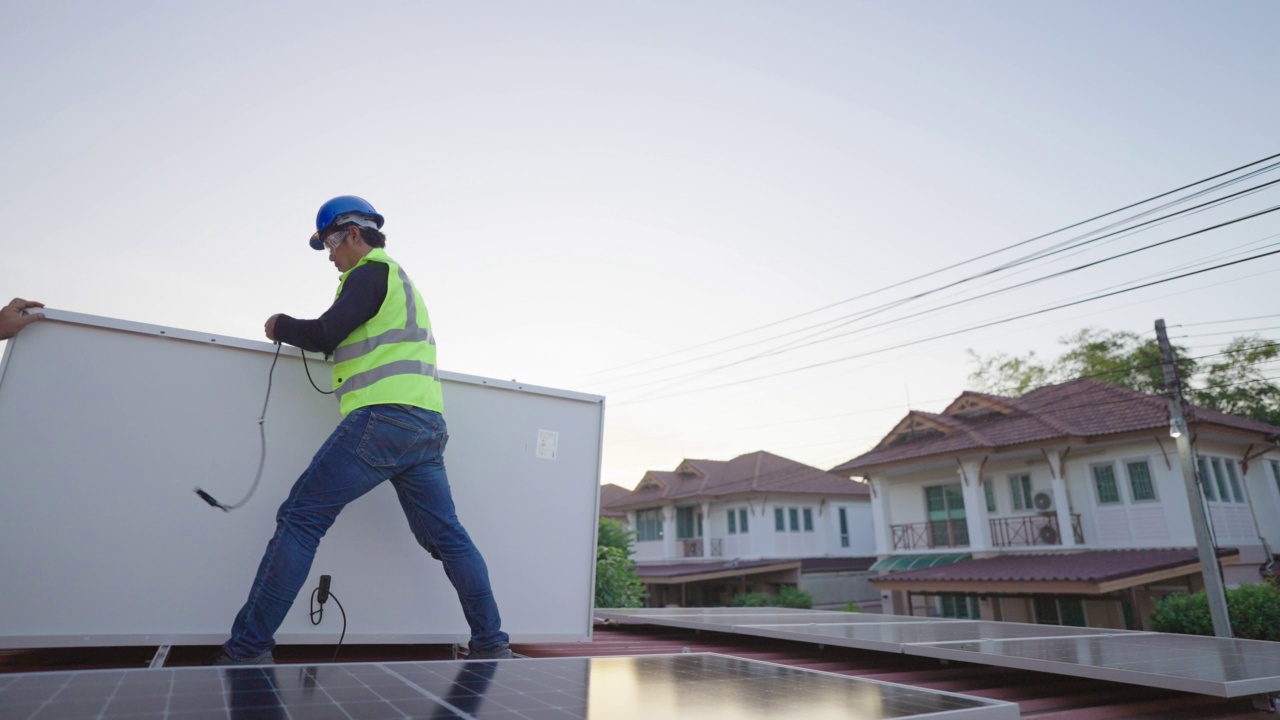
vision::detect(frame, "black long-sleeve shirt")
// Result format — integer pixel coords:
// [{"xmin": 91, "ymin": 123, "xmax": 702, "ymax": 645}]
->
[{"xmin": 274, "ymin": 262, "xmax": 388, "ymax": 355}]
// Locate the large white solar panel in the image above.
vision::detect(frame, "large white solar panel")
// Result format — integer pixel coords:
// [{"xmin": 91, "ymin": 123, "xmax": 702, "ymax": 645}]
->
[
  {"xmin": 0, "ymin": 654, "xmax": 1019, "ymax": 719},
  {"xmin": 0, "ymin": 310, "xmax": 604, "ymax": 647}
]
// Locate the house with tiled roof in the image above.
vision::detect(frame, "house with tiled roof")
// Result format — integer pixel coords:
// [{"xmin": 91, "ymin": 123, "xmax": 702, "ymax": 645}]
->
[
  {"xmin": 597, "ymin": 483, "xmax": 630, "ymax": 521},
  {"xmin": 603, "ymin": 450, "xmax": 877, "ymax": 608},
  {"xmin": 830, "ymin": 378, "xmax": 1280, "ymax": 630}
]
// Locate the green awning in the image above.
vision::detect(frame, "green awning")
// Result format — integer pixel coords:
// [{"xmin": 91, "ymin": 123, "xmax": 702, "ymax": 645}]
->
[{"xmin": 869, "ymin": 553, "xmax": 971, "ymax": 572}]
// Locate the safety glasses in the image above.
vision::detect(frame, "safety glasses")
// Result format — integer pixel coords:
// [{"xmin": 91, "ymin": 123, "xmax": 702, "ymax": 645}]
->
[{"xmin": 321, "ymin": 228, "xmax": 348, "ymax": 252}]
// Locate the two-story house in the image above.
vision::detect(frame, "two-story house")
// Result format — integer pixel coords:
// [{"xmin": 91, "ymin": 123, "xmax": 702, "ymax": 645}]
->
[
  {"xmin": 830, "ymin": 378, "xmax": 1280, "ymax": 630},
  {"xmin": 603, "ymin": 450, "xmax": 878, "ymax": 608}
]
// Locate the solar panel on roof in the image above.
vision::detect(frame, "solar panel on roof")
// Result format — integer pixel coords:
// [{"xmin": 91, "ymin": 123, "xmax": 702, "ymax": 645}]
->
[
  {"xmin": 0, "ymin": 654, "xmax": 1017, "ymax": 719},
  {"xmin": 596, "ymin": 608, "xmax": 954, "ymax": 633},
  {"xmin": 597, "ymin": 607, "xmax": 1280, "ymax": 700},
  {"xmin": 906, "ymin": 632, "xmax": 1280, "ymax": 698},
  {"xmin": 739, "ymin": 619, "xmax": 1131, "ymax": 653},
  {"xmin": 868, "ymin": 553, "xmax": 971, "ymax": 571}
]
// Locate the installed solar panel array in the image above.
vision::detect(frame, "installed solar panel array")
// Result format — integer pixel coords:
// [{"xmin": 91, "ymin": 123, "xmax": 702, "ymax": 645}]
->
[
  {"xmin": 594, "ymin": 608, "xmax": 1280, "ymax": 699},
  {"xmin": 0, "ymin": 653, "xmax": 1017, "ymax": 719}
]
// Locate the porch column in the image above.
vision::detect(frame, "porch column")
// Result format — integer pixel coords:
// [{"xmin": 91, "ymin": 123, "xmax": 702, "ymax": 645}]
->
[
  {"xmin": 868, "ymin": 478, "xmax": 891, "ymax": 556},
  {"xmin": 958, "ymin": 459, "xmax": 991, "ymax": 551},
  {"xmin": 1046, "ymin": 449, "xmax": 1077, "ymax": 547},
  {"xmin": 700, "ymin": 501, "xmax": 712, "ymax": 558},
  {"xmin": 754, "ymin": 498, "xmax": 777, "ymax": 558},
  {"xmin": 662, "ymin": 504, "xmax": 678, "ymax": 559}
]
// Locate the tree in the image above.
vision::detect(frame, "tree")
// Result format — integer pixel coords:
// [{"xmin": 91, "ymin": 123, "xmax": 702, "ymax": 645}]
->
[
  {"xmin": 597, "ymin": 516, "xmax": 635, "ymax": 554},
  {"xmin": 1150, "ymin": 583, "xmax": 1280, "ymax": 641},
  {"xmin": 594, "ymin": 518, "xmax": 646, "ymax": 609},
  {"xmin": 967, "ymin": 328, "xmax": 1279, "ymax": 425},
  {"xmin": 1193, "ymin": 336, "xmax": 1280, "ymax": 425}
]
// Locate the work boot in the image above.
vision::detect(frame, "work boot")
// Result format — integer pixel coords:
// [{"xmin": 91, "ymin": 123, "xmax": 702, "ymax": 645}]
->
[
  {"xmin": 466, "ymin": 643, "xmax": 512, "ymax": 660},
  {"xmin": 211, "ymin": 649, "xmax": 276, "ymax": 665}
]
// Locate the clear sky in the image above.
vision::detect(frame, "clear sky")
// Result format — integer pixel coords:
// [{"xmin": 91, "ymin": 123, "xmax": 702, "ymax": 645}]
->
[{"xmin": 4, "ymin": 1, "xmax": 1279, "ymax": 488}]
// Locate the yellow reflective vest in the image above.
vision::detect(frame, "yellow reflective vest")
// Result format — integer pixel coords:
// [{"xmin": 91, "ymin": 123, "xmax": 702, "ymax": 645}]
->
[{"xmin": 331, "ymin": 248, "xmax": 444, "ymax": 417}]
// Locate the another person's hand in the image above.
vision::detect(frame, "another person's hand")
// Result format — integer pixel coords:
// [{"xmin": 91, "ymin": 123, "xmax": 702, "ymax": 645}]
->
[
  {"xmin": 0, "ymin": 298, "xmax": 45, "ymax": 340},
  {"xmin": 265, "ymin": 313, "xmax": 281, "ymax": 342}
]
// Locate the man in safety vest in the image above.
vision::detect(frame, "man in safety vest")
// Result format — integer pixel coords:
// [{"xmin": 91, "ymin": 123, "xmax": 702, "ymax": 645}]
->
[{"xmin": 215, "ymin": 195, "xmax": 511, "ymax": 664}]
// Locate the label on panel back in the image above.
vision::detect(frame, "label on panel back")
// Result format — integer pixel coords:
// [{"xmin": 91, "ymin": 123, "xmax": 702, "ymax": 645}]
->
[{"xmin": 536, "ymin": 429, "xmax": 559, "ymax": 460}]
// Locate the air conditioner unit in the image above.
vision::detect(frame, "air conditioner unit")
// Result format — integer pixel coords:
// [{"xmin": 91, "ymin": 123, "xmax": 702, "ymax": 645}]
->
[
  {"xmin": 1032, "ymin": 491, "xmax": 1054, "ymax": 511},
  {"xmin": 1037, "ymin": 524, "xmax": 1060, "ymax": 545}
]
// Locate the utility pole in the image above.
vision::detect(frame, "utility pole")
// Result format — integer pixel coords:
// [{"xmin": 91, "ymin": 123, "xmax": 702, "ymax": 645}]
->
[{"xmin": 1155, "ymin": 318, "xmax": 1232, "ymax": 638}]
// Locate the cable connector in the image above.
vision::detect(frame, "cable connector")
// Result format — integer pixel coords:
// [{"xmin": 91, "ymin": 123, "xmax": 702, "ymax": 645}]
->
[{"xmin": 195, "ymin": 488, "xmax": 229, "ymax": 512}]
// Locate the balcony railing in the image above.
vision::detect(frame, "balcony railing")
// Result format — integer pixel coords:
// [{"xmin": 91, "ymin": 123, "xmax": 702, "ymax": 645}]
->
[
  {"xmin": 989, "ymin": 514, "xmax": 1084, "ymax": 547},
  {"xmin": 891, "ymin": 520, "xmax": 970, "ymax": 550},
  {"xmin": 680, "ymin": 539, "xmax": 704, "ymax": 557},
  {"xmin": 709, "ymin": 538, "xmax": 723, "ymax": 557}
]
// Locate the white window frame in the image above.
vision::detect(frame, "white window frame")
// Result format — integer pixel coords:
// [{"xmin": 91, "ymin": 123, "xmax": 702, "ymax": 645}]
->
[
  {"xmin": 1200, "ymin": 454, "xmax": 1245, "ymax": 504},
  {"xmin": 738, "ymin": 508, "xmax": 749, "ymax": 535},
  {"xmin": 1198, "ymin": 456, "xmax": 1217, "ymax": 502},
  {"xmin": 1123, "ymin": 458, "xmax": 1158, "ymax": 503},
  {"xmin": 1223, "ymin": 458, "xmax": 1245, "ymax": 503},
  {"xmin": 1090, "ymin": 462, "xmax": 1124, "ymax": 505},
  {"xmin": 1009, "ymin": 473, "xmax": 1033, "ymax": 511},
  {"xmin": 983, "ymin": 477, "xmax": 997, "ymax": 513},
  {"xmin": 636, "ymin": 508, "xmax": 664, "ymax": 542}
]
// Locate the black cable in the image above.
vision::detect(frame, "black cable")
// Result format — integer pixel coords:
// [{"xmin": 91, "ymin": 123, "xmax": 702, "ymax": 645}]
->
[
  {"xmin": 583, "ymin": 152, "xmax": 1280, "ymax": 383},
  {"xmin": 301, "ymin": 351, "xmax": 335, "ymax": 394},
  {"xmin": 309, "ymin": 587, "xmax": 347, "ymax": 663},
  {"xmin": 194, "ymin": 342, "xmax": 282, "ymax": 511}
]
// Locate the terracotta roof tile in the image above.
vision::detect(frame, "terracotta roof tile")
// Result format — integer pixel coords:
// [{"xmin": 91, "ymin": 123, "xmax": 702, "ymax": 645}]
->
[
  {"xmin": 834, "ymin": 378, "xmax": 1280, "ymax": 474},
  {"xmin": 606, "ymin": 451, "xmax": 869, "ymax": 511},
  {"xmin": 599, "ymin": 483, "xmax": 631, "ymax": 517}
]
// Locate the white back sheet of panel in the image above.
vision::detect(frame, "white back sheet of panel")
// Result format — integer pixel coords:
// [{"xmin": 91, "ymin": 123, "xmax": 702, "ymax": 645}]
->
[{"xmin": 0, "ymin": 311, "xmax": 604, "ymax": 648}]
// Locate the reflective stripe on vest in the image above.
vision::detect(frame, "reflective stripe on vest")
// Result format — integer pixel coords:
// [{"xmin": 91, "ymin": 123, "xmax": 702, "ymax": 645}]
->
[
  {"xmin": 331, "ymin": 249, "xmax": 444, "ymax": 416},
  {"xmin": 332, "ymin": 265, "xmax": 436, "ymax": 363},
  {"xmin": 339, "ymin": 359, "xmax": 440, "ymax": 395}
]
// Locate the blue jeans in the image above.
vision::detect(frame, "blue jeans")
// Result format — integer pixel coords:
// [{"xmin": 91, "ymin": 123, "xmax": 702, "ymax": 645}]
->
[{"xmin": 223, "ymin": 405, "xmax": 509, "ymax": 658}]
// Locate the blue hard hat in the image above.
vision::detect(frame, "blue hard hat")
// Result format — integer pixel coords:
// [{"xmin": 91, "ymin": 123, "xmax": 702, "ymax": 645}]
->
[{"xmin": 309, "ymin": 195, "xmax": 385, "ymax": 250}]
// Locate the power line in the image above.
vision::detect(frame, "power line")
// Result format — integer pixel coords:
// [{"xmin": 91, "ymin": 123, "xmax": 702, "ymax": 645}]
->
[
  {"xmin": 581, "ymin": 151, "xmax": 1280, "ymax": 382},
  {"xmin": 590, "ymin": 169, "xmax": 1280, "ymax": 392},
  {"xmin": 733, "ymin": 205, "xmax": 1280, "ymax": 368},
  {"xmin": 1175, "ymin": 326, "xmax": 1280, "ymax": 339},
  {"xmin": 613, "ymin": 247, "xmax": 1280, "ymax": 405},
  {"xmin": 600, "ymin": 200, "xmax": 1280, "ymax": 398},
  {"xmin": 1177, "ymin": 313, "xmax": 1280, "ymax": 328},
  {"xmin": 611, "ymin": 217, "xmax": 1280, "ymax": 399}
]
